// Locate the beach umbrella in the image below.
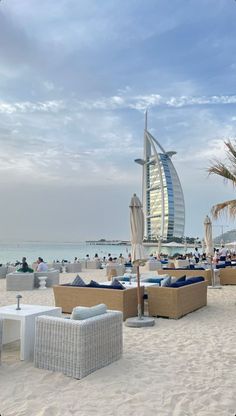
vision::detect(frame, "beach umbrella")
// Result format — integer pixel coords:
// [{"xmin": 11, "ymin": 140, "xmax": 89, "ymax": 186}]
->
[
  {"xmin": 201, "ymin": 238, "xmax": 206, "ymax": 253},
  {"xmin": 157, "ymin": 236, "xmax": 162, "ymax": 258},
  {"xmin": 204, "ymin": 215, "xmax": 221, "ymax": 289},
  {"xmin": 126, "ymin": 194, "xmax": 154, "ymax": 327},
  {"xmin": 204, "ymin": 215, "xmax": 214, "ymax": 257}
]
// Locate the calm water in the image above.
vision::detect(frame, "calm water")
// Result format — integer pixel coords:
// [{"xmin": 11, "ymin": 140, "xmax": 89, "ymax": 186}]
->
[{"xmin": 0, "ymin": 241, "xmax": 190, "ymax": 264}]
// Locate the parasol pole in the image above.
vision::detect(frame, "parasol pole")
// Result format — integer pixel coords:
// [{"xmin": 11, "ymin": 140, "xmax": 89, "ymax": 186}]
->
[{"xmin": 136, "ymin": 263, "xmax": 142, "ymax": 319}]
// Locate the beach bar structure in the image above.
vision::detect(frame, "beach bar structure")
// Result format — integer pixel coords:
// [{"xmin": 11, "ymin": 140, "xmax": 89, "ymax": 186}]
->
[{"xmin": 135, "ymin": 113, "xmax": 185, "ymax": 241}]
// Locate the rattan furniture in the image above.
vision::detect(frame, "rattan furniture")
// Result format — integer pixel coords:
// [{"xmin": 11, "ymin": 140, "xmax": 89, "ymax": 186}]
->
[
  {"xmin": 65, "ymin": 263, "xmax": 82, "ymax": 273},
  {"xmin": 53, "ymin": 285, "xmax": 144, "ymax": 321},
  {"xmin": 34, "ymin": 311, "xmax": 123, "ymax": 379},
  {"xmin": 158, "ymin": 269, "xmax": 212, "ymax": 285},
  {"xmin": 106, "ymin": 264, "xmax": 125, "ymax": 277},
  {"xmin": 147, "ymin": 281, "xmax": 207, "ymax": 319},
  {"xmin": 219, "ymin": 268, "xmax": 236, "ymax": 285},
  {"xmin": 6, "ymin": 272, "xmax": 35, "ymax": 291}
]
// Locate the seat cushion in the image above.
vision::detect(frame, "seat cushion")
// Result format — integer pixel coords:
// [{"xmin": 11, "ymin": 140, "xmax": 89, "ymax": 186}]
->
[
  {"xmin": 169, "ymin": 280, "xmax": 193, "ymax": 288},
  {"xmin": 71, "ymin": 303, "xmax": 107, "ymax": 320},
  {"xmin": 160, "ymin": 276, "xmax": 172, "ymax": 287},
  {"xmin": 175, "ymin": 275, "xmax": 186, "ymax": 283},
  {"xmin": 185, "ymin": 276, "xmax": 205, "ymax": 283},
  {"xmin": 71, "ymin": 275, "xmax": 86, "ymax": 286}
]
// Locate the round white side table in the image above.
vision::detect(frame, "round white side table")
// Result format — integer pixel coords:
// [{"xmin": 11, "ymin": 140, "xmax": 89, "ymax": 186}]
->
[{"xmin": 38, "ymin": 275, "xmax": 48, "ymax": 289}]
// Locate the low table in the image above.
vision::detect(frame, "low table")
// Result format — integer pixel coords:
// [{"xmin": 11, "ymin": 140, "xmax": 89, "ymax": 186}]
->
[{"xmin": 0, "ymin": 304, "xmax": 62, "ymax": 361}]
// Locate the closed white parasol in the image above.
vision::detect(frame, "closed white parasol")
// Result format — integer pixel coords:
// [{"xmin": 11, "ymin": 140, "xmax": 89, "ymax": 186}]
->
[{"xmin": 125, "ymin": 194, "xmax": 155, "ymax": 327}]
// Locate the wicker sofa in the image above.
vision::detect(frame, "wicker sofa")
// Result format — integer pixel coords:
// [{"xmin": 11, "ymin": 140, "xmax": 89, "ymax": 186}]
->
[
  {"xmin": 34, "ymin": 311, "xmax": 123, "ymax": 379},
  {"xmin": 147, "ymin": 281, "xmax": 207, "ymax": 319},
  {"xmin": 158, "ymin": 269, "xmax": 212, "ymax": 285},
  {"xmin": 53, "ymin": 285, "xmax": 144, "ymax": 321},
  {"xmin": 219, "ymin": 268, "xmax": 236, "ymax": 285}
]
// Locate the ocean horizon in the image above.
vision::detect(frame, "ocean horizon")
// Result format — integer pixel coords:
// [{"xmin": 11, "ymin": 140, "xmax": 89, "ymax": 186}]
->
[{"xmin": 0, "ymin": 241, "xmax": 191, "ymax": 264}]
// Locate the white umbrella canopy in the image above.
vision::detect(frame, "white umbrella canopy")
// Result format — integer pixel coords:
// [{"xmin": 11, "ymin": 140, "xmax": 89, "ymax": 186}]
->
[
  {"xmin": 204, "ymin": 215, "xmax": 214, "ymax": 257},
  {"xmin": 130, "ymin": 194, "xmax": 147, "ymax": 263}
]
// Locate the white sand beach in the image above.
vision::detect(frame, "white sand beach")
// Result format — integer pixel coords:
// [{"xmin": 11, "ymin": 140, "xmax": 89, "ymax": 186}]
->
[{"xmin": 1, "ymin": 269, "xmax": 236, "ymax": 416}]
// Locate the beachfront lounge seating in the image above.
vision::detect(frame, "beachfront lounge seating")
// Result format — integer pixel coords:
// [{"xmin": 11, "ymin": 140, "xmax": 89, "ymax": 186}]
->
[
  {"xmin": 158, "ymin": 269, "xmax": 212, "ymax": 285},
  {"xmin": 34, "ymin": 270, "xmax": 60, "ymax": 288},
  {"xmin": 106, "ymin": 264, "xmax": 125, "ymax": 277},
  {"xmin": 146, "ymin": 260, "xmax": 162, "ymax": 271},
  {"xmin": 219, "ymin": 268, "xmax": 236, "ymax": 285},
  {"xmin": 174, "ymin": 259, "xmax": 189, "ymax": 268},
  {"xmin": 47, "ymin": 263, "xmax": 63, "ymax": 272},
  {"xmin": 6, "ymin": 272, "xmax": 35, "ymax": 291},
  {"xmin": 86, "ymin": 260, "xmax": 102, "ymax": 269},
  {"xmin": 34, "ymin": 311, "xmax": 123, "ymax": 379},
  {"xmin": 53, "ymin": 285, "xmax": 144, "ymax": 320},
  {"xmin": 0, "ymin": 318, "xmax": 2, "ymax": 364},
  {"xmin": 65, "ymin": 263, "xmax": 82, "ymax": 273},
  {"xmin": 0, "ymin": 266, "xmax": 8, "ymax": 279},
  {"xmin": 147, "ymin": 280, "xmax": 207, "ymax": 319}
]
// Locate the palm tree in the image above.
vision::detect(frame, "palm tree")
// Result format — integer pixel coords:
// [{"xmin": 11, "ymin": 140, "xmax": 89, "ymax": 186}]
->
[{"xmin": 208, "ymin": 140, "xmax": 236, "ymax": 219}]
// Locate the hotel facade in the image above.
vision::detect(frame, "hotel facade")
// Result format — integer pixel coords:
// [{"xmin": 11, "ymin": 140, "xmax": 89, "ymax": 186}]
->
[{"xmin": 135, "ymin": 121, "xmax": 185, "ymax": 241}]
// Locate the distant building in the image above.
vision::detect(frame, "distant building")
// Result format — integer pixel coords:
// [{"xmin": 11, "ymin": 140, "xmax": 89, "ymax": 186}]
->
[{"xmin": 135, "ymin": 113, "xmax": 185, "ymax": 241}]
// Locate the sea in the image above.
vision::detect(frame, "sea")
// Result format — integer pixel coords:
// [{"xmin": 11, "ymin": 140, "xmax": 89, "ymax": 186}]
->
[{"xmin": 0, "ymin": 241, "xmax": 191, "ymax": 264}]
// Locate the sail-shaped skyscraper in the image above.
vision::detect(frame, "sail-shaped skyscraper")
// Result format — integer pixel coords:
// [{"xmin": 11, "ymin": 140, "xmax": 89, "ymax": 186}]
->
[{"xmin": 135, "ymin": 114, "xmax": 185, "ymax": 241}]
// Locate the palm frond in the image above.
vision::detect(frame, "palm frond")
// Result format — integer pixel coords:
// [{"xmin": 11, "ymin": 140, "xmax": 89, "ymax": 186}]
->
[
  {"xmin": 211, "ymin": 199, "xmax": 236, "ymax": 219},
  {"xmin": 208, "ymin": 162, "xmax": 236, "ymax": 185},
  {"xmin": 225, "ymin": 140, "xmax": 236, "ymax": 162}
]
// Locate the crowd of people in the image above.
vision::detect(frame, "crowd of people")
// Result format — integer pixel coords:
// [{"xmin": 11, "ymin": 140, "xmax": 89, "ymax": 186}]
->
[
  {"xmin": 13, "ymin": 253, "xmax": 132, "ymax": 272},
  {"xmin": 13, "ymin": 245, "xmax": 234, "ymax": 273},
  {"xmin": 15, "ymin": 257, "xmax": 48, "ymax": 273}
]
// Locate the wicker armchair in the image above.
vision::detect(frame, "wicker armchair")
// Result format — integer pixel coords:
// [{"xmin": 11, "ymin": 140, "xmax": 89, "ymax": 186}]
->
[{"xmin": 34, "ymin": 311, "xmax": 123, "ymax": 379}]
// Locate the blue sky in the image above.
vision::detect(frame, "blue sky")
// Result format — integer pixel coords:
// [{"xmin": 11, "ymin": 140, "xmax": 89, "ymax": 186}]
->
[{"xmin": 0, "ymin": 0, "xmax": 236, "ymax": 242}]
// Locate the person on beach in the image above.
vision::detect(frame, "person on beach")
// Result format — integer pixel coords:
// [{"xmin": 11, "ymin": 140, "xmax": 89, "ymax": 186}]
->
[
  {"xmin": 36, "ymin": 257, "xmax": 48, "ymax": 272},
  {"xmin": 213, "ymin": 249, "xmax": 219, "ymax": 264},
  {"xmin": 118, "ymin": 253, "xmax": 125, "ymax": 264},
  {"xmin": 194, "ymin": 248, "xmax": 200, "ymax": 263},
  {"xmin": 17, "ymin": 257, "xmax": 34, "ymax": 273},
  {"xmin": 219, "ymin": 245, "xmax": 228, "ymax": 261}
]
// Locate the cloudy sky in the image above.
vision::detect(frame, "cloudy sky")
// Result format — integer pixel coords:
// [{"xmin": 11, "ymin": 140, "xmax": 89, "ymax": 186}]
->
[{"xmin": 0, "ymin": 0, "xmax": 236, "ymax": 242}]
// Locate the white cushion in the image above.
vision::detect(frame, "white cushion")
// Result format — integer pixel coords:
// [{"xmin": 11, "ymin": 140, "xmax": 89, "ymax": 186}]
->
[{"xmin": 71, "ymin": 304, "xmax": 107, "ymax": 320}]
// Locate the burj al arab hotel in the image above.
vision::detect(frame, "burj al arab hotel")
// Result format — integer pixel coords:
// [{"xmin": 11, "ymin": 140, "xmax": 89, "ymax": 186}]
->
[{"xmin": 135, "ymin": 113, "xmax": 185, "ymax": 241}]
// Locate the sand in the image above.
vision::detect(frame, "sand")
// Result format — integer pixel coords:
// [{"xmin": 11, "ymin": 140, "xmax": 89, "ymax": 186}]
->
[{"xmin": 1, "ymin": 269, "xmax": 236, "ymax": 416}]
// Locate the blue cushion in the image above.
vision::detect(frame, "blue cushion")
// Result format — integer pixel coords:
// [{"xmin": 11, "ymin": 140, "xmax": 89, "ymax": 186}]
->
[
  {"xmin": 71, "ymin": 303, "xmax": 107, "ymax": 320},
  {"xmin": 87, "ymin": 280, "xmax": 125, "ymax": 290},
  {"xmin": 71, "ymin": 275, "xmax": 86, "ymax": 286},
  {"xmin": 87, "ymin": 280, "xmax": 101, "ymax": 288},
  {"xmin": 186, "ymin": 276, "xmax": 204, "ymax": 283},
  {"xmin": 111, "ymin": 279, "xmax": 126, "ymax": 289},
  {"xmin": 216, "ymin": 264, "xmax": 226, "ymax": 269},
  {"xmin": 142, "ymin": 277, "xmax": 163, "ymax": 284},
  {"xmin": 169, "ymin": 280, "xmax": 193, "ymax": 288},
  {"xmin": 117, "ymin": 276, "xmax": 130, "ymax": 282},
  {"xmin": 175, "ymin": 275, "xmax": 186, "ymax": 283}
]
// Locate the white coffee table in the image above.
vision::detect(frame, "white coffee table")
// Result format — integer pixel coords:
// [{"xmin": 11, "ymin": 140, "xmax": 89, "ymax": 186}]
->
[{"xmin": 0, "ymin": 304, "xmax": 62, "ymax": 361}]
